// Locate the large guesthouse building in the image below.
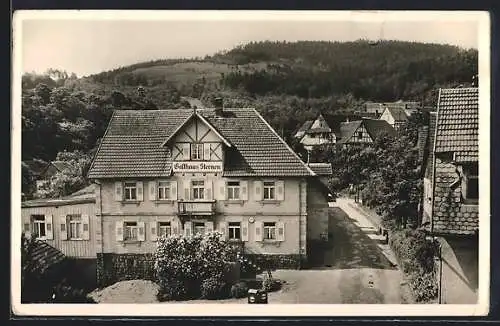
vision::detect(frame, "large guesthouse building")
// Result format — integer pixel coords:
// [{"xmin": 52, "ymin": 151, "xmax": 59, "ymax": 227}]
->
[{"xmin": 21, "ymin": 103, "xmax": 331, "ymax": 286}]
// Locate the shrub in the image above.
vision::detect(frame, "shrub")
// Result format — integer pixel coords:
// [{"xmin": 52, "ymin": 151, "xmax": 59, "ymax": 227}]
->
[
  {"xmin": 200, "ymin": 276, "xmax": 229, "ymax": 300},
  {"xmin": 51, "ymin": 283, "xmax": 96, "ymax": 303},
  {"xmin": 230, "ymin": 281, "xmax": 249, "ymax": 298},
  {"xmin": 409, "ymin": 272, "xmax": 439, "ymax": 302},
  {"xmin": 156, "ymin": 279, "xmax": 190, "ymax": 302}
]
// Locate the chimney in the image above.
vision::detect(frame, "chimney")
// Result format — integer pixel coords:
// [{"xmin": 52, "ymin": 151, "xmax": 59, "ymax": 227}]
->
[{"xmin": 214, "ymin": 97, "xmax": 223, "ymax": 116}]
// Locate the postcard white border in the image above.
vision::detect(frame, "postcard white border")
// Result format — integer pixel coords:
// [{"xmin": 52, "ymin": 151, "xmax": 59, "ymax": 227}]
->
[{"xmin": 11, "ymin": 10, "xmax": 491, "ymax": 317}]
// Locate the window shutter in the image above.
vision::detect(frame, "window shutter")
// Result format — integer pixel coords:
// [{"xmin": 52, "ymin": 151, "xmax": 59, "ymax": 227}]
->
[
  {"xmin": 254, "ymin": 181, "xmax": 263, "ymax": 201},
  {"xmin": 150, "ymin": 220, "xmax": 157, "ymax": 241},
  {"xmin": 206, "ymin": 180, "xmax": 213, "ymax": 200},
  {"xmin": 203, "ymin": 144, "xmax": 211, "ymax": 161},
  {"xmin": 60, "ymin": 216, "xmax": 67, "ymax": 240},
  {"xmin": 172, "ymin": 220, "xmax": 181, "ymax": 235},
  {"xmin": 218, "ymin": 221, "xmax": 228, "ymax": 239},
  {"xmin": 240, "ymin": 181, "xmax": 248, "ymax": 200},
  {"xmin": 114, "ymin": 182, "xmax": 123, "ymax": 201},
  {"xmin": 241, "ymin": 220, "xmax": 249, "ymax": 241},
  {"xmin": 137, "ymin": 221, "xmax": 145, "ymax": 241},
  {"xmin": 115, "ymin": 221, "xmax": 124, "ymax": 242},
  {"xmin": 277, "ymin": 221, "xmax": 285, "ymax": 242},
  {"xmin": 218, "ymin": 180, "xmax": 227, "ymax": 200},
  {"xmin": 205, "ymin": 221, "xmax": 214, "ymax": 234},
  {"xmin": 184, "ymin": 222, "xmax": 192, "ymax": 236},
  {"xmin": 24, "ymin": 222, "xmax": 31, "ymax": 238},
  {"xmin": 171, "ymin": 181, "xmax": 178, "ymax": 200},
  {"xmin": 149, "ymin": 181, "xmax": 156, "ymax": 201},
  {"xmin": 136, "ymin": 181, "xmax": 144, "ymax": 201},
  {"xmin": 182, "ymin": 143, "xmax": 191, "ymax": 160},
  {"xmin": 82, "ymin": 214, "xmax": 90, "ymax": 240},
  {"xmin": 254, "ymin": 221, "xmax": 263, "ymax": 242},
  {"xmin": 276, "ymin": 180, "xmax": 285, "ymax": 201},
  {"xmin": 45, "ymin": 214, "xmax": 53, "ymax": 240},
  {"xmin": 183, "ymin": 180, "xmax": 191, "ymax": 200}
]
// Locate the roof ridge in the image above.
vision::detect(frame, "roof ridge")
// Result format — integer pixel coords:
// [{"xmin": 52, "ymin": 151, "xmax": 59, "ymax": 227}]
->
[{"xmin": 252, "ymin": 108, "xmax": 316, "ymax": 176}]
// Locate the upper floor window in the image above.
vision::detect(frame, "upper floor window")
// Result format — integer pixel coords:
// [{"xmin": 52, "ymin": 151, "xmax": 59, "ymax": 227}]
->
[
  {"xmin": 227, "ymin": 181, "xmax": 240, "ymax": 200},
  {"xmin": 263, "ymin": 181, "xmax": 276, "ymax": 200},
  {"xmin": 32, "ymin": 215, "xmax": 46, "ymax": 238},
  {"xmin": 68, "ymin": 214, "xmax": 82, "ymax": 240},
  {"xmin": 191, "ymin": 143, "xmax": 204, "ymax": 160},
  {"xmin": 192, "ymin": 180, "xmax": 205, "ymax": 200},
  {"xmin": 462, "ymin": 163, "xmax": 478, "ymax": 202},
  {"xmin": 158, "ymin": 181, "xmax": 171, "ymax": 200},
  {"xmin": 124, "ymin": 182, "xmax": 137, "ymax": 201}
]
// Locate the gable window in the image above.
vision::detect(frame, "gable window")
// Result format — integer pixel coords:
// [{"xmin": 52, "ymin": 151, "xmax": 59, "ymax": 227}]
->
[
  {"xmin": 228, "ymin": 222, "xmax": 241, "ymax": 240},
  {"xmin": 462, "ymin": 163, "xmax": 479, "ymax": 202},
  {"xmin": 32, "ymin": 215, "xmax": 46, "ymax": 238},
  {"xmin": 124, "ymin": 221, "xmax": 138, "ymax": 240},
  {"xmin": 124, "ymin": 182, "xmax": 137, "ymax": 201},
  {"xmin": 191, "ymin": 143, "xmax": 204, "ymax": 160},
  {"xmin": 227, "ymin": 181, "xmax": 240, "ymax": 200},
  {"xmin": 357, "ymin": 131, "xmax": 363, "ymax": 139},
  {"xmin": 158, "ymin": 221, "xmax": 172, "ymax": 238},
  {"xmin": 263, "ymin": 222, "xmax": 276, "ymax": 240},
  {"xmin": 192, "ymin": 180, "xmax": 205, "ymax": 200},
  {"xmin": 158, "ymin": 181, "xmax": 171, "ymax": 200},
  {"xmin": 68, "ymin": 214, "xmax": 83, "ymax": 239},
  {"xmin": 193, "ymin": 222, "xmax": 205, "ymax": 235},
  {"xmin": 263, "ymin": 181, "xmax": 276, "ymax": 200}
]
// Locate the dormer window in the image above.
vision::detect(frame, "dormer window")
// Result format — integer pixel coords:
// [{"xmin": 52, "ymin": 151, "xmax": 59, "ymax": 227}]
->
[{"xmin": 191, "ymin": 143, "xmax": 204, "ymax": 160}]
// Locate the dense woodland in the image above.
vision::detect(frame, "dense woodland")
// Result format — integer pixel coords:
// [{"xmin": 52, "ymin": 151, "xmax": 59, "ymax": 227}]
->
[{"xmin": 21, "ymin": 40, "xmax": 477, "ymax": 199}]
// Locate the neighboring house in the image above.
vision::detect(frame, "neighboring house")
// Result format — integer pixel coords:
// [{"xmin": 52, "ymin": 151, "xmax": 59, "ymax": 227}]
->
[
  {"xmin": 85, "ymin": 103, "xmax": 330, "ymax": 285},
  {"xmin": 294, "ymin": 114, "xmax": 336, "ymax": 151},
  {"xmin": 422, "ymin": 87, "xmax": 479, "ymax": 304},
  {"xmin": 22, "ymin": 184, "xmax": 97, "ymax": 260},
  {"xmin": 379, "ymin": 107, "xmax": 410, "ymax": 129},
  {"xmin": 365, "ymin": 100, "xmax": 420, "ymax": 120},
  {"xmin": 306, "ymin": 163, "xmax": 333, "ymax": 241},
  {"xmin": 336, "ymin": 118, "xmax": 396, "ymax": 147},
  {"xmin": 34, "ymin": 161, "xmax": 72, "ymax": 193}
]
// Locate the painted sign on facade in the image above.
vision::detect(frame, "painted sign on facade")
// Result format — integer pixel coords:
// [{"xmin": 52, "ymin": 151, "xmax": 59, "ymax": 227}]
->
[{"xmin": 172, "ymin": 161, "xmax": 223, "ymax": 173}]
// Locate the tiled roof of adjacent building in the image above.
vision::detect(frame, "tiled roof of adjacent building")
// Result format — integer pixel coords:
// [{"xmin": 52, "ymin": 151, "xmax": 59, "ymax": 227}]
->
[
  {"xmin": 24, "ymin": 240, "xmax": 66, "ymax": 275},
  {"xmin": 435, "ymin": 87, "xmax": 478, "ymax": 162},
  {"xmin": 308, "ymin": 163, "xmax": 333, "ymax": 176},
  {"xmin": 307, "ymin": 114, "xmax": 332, "ymax": 134},
  {"xmin": 22, "ymin": 184, "xmax": 96, "ymax": 208},
  {"xmin": 337, "ymin": 121, "xmax": 363, "ymax": 144},
  {"xmin": 337, "ymin": 119, "xmax": 396, "ymax": 144},
  {"xmin": 87, "ymin": 108, "xmax": 315, "ymax": 179}
]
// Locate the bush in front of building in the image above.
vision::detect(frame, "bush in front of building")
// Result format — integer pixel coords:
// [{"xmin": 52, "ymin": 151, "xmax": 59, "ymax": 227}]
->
[
  {"xmin": 154, "ymin": 231, "xmax": 237, "ymax": 301},
  {"xmin": 230, "ymin": 281, "xmax": 249, "ymax": 298},
  {"xmin": 388, "ymin": 228, "xmax": 438, "ymax": 302}
]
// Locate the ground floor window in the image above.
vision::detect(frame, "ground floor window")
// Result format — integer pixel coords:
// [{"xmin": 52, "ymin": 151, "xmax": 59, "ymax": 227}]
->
[
  {"xmin": 124, "ymin": 221, "xmax": 138, "ymax": 240},
  {"xmin": 32, "ymin": 215, "xmax": 46, "ymax": 238},
  {"xmin": 68, "ymin": 214, "xmax": 82, "ymax": 239},
  {"xmin": 263, "ymin": 222, "xmax": 276, "ymax": 240},
  {"xmin": 228, "ymin": 222, "xmax": 241, "ymax": 240},
  {"xmin": 193, "ymin": 222, "xmax": 205, "ymax": 235},
  {"xmin": 158, "ymin": 221, "xmax": 172, "ymax": 237}
]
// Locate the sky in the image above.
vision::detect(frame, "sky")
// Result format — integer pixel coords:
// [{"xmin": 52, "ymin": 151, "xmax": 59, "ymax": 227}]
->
[{"xmin": 16, "ymin": 11, "xmax": 482, "ymax": 77}]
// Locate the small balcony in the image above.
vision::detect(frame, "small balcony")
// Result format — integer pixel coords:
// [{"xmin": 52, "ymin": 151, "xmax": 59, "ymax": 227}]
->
[{"xmin": 177, "ymin": 200, "xmax": 217, "ymax": 216}]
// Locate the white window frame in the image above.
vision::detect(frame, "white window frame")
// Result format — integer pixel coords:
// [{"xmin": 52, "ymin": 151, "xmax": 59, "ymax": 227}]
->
[
  {"xmin": 192, "ymin": 180, "xmax": 205, "ymax": 200},
  {"xmin": 193, "ymin": 222, "xmax": 205, "ymax": 235},
  {"xmin": 124, "ymin": 221, "xmax": 139, "ymax": 241},
  {"xmin": 191, "ymin": 143, "xmax": 204, "ymax": 161},
  {"xmin": 263, "ymin": 222, "xmax": 277, "ymax": 240},
  {"xmin": 68, "ymin": 214, "xmax": 83, "ymax": 240},
  {"xmin": 263, "ymin": 181, "xmax": 276, "ymax": 200},
  {"xmin": 227, "ymin": 181, "xmax": 241, "ymax": 200},
  {"xmin": 228, "ymin": 222, "xmax": 241, "ymax": 240},
  {"xmin": 124, "ymin": 182, "xmax": 137, "ymax": 201},
  {"xmin": 32, "ymin": 215, "xmax": 46, "ymax": 239},
  {"xmin": 157, "ymin": 181, "xmax": 171, "ymax": 200},
  {"xmin": 462, "ymin": 163, "xmax": 479, "ymax": 202},
  {"xmin": 158, "ymin": 221, "xmax": 172, "ymax": 238}
]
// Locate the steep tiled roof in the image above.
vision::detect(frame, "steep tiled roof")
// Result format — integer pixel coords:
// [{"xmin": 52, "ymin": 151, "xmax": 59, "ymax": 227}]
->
[
  {"xmin": 337, "ymin": 121, "xmax": 363, "ymax": 144},
  {"xmin": 308, "ymin": 114, "xmax": 332, "ymax": 133},
  {"xmin": 24, "ymin": 240, "xmax": 66, "ymax": 275},
  {"xmin": 88, "ymin": 109, "xmax": 315, "ymax": 178},
  {"xmin": 435, "ymin": 87, "xmax": 478, "ymax": 162},
  {"xmin": 308, "ymin": 163, "xmax": 333, "ymax": 176},
  {"xmin": 296, "ymin": 120, "xmax": 313, "ymax": 134},
  {"xmin": 363, "ymin": 119, "xmax": 396, "ymax": 139},
  {"xmin": 386, "ymin": 107, "xmax": 409, "ymax": 122}
]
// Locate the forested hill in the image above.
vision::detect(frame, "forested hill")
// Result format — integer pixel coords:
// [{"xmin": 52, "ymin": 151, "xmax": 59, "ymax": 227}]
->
[{"xmin": 21, "ymin": 40, "xmax": 477, "ymax": 198}]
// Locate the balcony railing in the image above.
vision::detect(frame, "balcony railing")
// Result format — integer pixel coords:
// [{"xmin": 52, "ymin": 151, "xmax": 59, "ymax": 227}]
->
[{"xmin": 177, "ymin": 200, "xmax": 217, "ymax": 216}]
